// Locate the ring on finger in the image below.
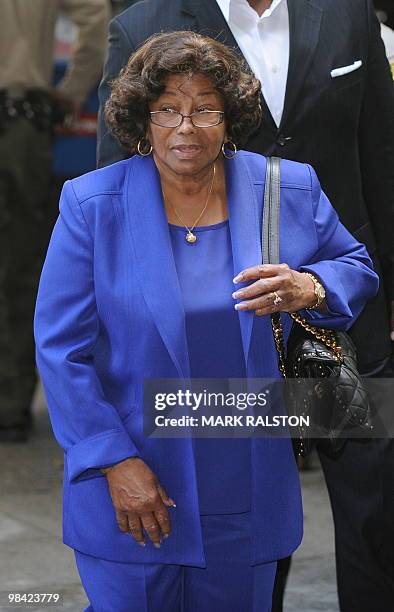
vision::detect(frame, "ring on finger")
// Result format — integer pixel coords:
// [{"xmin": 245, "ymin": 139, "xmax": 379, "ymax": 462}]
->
[{"xmin": 272, "ymin": 291, "xmax": 283, "ymax": 306}]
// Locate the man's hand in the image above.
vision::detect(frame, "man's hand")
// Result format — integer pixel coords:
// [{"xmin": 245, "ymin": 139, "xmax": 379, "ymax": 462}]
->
[
  {"xmin": 102, "ymin": 457, "xmax": 176, "ymax": 548},
  {"xmin": 49, "ymin": 89, "xmax": 82, "ymax": 130},
  {"xmin": 50, "ymin": 89, "xmax": 79, "ymax": 115}
]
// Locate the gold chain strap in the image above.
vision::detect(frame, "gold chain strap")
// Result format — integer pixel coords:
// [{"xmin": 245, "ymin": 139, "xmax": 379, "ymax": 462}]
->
[
  {"xmin": 289, "ymin": 312, "xmax": 343, "ymax": 363},
  {"xmin": 270, "ymin": 314, "xmax": 288, "ymax": 377},
  {"xmin": 271, "ymin": 311, "xmax": 344, "ymax": 380}
]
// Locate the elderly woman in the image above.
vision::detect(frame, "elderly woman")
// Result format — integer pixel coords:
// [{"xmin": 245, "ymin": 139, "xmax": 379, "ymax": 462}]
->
[{"xmin": 34, "ymin": 31, "xmax": 378, "ymax": 612}]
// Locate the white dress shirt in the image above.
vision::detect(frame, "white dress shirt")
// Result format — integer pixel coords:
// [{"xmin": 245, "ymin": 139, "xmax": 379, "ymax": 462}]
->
[
  {"xmin": 381, "ymin": 23, "xmax": 394, "ymax": 62},
  {"xmin": 216, "ymin": 0, "xmax": 290, "ymax": 126}
]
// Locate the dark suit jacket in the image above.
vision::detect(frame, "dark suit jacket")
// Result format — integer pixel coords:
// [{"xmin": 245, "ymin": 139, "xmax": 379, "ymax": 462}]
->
[{"xmin": 97, "ymin": 0, "xmax": 394, "ymax": 372}]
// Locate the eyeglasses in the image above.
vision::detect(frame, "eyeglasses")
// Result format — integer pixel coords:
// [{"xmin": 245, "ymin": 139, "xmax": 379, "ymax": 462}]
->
[{"xmin": 149, "ymin": 109, "xmax": 224, "ymax": 128}]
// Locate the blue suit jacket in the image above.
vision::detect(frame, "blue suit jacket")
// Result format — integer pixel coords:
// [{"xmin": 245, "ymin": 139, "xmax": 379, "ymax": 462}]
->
[{"xmin": 34, "ymin": 152, "xmax": 378, "ymax": 566}]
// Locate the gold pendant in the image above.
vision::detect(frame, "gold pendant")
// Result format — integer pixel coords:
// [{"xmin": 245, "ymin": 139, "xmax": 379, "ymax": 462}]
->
[{"xmin": 185, "ymin": 231, "xmax": 197, "ymax": 244}]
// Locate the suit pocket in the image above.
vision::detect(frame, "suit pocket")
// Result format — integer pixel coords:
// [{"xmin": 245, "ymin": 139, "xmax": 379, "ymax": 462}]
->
[
  {"xmin": 331, "ymin": 60, "xmax": 362, "ymax": 78},
  {"xmin": 330, "ymin": 66, "xmax": 364, "ymax": 91}
]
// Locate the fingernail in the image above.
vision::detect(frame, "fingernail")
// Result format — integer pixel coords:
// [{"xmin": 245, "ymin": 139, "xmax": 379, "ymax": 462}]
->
[
  {"xmin": 232, "ymin": 291, "xmax": 242, "ymax": 298},
  {"xmin": 170, "ymin": 500, "xmax": 177, "ymax": 507},
  {"xmin": 233, "ymin": 276, "xmax": 241, "ymax": 284},
  {"xmin": 153, "ymin": 542, "xmax": 161, "ymax": 548},
  {"xmin": 138, "ymin": 541, "xmax": 146, "ymax": 547},
  {"xmin": 235, "ymin": 303, "xmax": 246, "ymax": 310}
]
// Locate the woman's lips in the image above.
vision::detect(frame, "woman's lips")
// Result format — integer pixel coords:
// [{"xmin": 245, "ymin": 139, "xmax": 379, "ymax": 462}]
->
[{"xmin": 171, "ymin": 145, "xmax": 203, "ymax": 159}]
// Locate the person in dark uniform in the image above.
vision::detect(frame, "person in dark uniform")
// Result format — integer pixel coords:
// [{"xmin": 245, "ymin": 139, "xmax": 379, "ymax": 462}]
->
[{"xmin": 0, "ymin": 0, "xmax": 109, "ymax": 442}]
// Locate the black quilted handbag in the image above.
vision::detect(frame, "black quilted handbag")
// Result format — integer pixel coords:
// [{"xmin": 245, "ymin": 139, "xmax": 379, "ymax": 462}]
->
[{"xmin": 263, "ymin": 158, "xmax": 372, "ymax": 457}]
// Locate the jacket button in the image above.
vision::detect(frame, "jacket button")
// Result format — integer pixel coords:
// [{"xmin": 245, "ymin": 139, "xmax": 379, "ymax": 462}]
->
[{"xmin": 277, "ymin": 135, "xmax": 292, "ymax": 146}]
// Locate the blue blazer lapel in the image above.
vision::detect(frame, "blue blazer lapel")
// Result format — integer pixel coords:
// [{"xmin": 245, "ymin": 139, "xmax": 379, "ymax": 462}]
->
[
  {"xmin": 226, "ymin": 154, "xmax": 264, "ymax": 370},
  {"xmin": 124, "ymin": 155, "xmax": 191, "ymax": 380},
  {"xmin": 124, "ymin": 153, "xmax": 264, "ymax": 378}
]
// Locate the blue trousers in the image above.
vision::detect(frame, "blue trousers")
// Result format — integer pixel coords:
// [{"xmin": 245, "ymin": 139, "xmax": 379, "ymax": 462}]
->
[{"xmin": 74, "ymin": 512, "xmax": 277, "ymax": 612}]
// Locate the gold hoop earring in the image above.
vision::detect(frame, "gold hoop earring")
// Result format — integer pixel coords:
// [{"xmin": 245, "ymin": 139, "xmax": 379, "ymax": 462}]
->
[
  {"xmin": 137, "ymin": 138, "xmax": 153, "ymax": 156},
  {"xmin": 222, "ymin": 140, "xmax": 237, "ymax": 159}
]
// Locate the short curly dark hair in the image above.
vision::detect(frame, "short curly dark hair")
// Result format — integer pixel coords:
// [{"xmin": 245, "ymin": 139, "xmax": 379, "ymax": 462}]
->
[{"xmin": 105, "ymin": 30, "xmax": 262, "ymax": 153}]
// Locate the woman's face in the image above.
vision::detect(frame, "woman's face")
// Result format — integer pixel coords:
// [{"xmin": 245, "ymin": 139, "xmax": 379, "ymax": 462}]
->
[{"xmin": 147, "ymin": 73, "xmax": 226, "ymax": 178}]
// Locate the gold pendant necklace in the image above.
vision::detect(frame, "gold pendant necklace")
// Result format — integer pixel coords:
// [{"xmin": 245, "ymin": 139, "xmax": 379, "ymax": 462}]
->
[
  {"xmin": 163, "ymin": 164, "xmax": 216, "ymax": 245},
  {"xmin": 185, "ymin": 231, "xmax": 197, "ymax": 244}
]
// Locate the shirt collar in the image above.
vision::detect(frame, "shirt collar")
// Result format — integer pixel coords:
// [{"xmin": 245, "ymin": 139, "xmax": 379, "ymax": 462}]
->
[{"xmin": 216, "ymin": 0, "xmax": 286, "ymax": 22}]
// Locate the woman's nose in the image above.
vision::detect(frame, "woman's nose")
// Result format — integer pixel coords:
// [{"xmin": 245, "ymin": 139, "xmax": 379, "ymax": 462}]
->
[{"xmin": 176, "ymin": 116, "xmax": 195, "ymax": 134}]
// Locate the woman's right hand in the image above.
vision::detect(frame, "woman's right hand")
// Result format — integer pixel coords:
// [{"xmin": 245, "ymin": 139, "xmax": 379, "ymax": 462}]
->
[{"xmin": 102, "ymin": 457, "xmax": 176, "ymax": 548}]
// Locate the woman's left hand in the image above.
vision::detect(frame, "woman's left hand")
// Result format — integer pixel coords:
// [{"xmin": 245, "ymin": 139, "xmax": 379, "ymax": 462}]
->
[{"xmin": 232, "ymin": 264, "xmax": 318, "ymax": 316}]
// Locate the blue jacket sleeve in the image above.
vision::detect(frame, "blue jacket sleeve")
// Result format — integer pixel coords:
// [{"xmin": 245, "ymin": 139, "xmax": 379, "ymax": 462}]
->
[
  {"xmin": 297, "ymin": 164, "xmax": 379, "ymax": 330},
  {"xmin": 34, "ymin": 181, "xmax": 140, "ymax": 483}
]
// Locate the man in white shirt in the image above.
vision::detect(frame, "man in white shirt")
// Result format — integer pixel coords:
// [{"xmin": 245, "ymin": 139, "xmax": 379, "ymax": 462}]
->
[
  {"xmin": 216, "ymin": 0, "xmax": 289, "ymax": 127},
  {"xmin": 97, "ymin": 1, "xmax": 394, "ymax": 610}
]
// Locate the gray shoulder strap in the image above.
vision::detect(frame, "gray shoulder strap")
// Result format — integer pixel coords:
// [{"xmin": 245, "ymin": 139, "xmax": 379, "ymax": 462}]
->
[{"xmin": 262, "ymin": 157, "xmax": 281, "ymax": 265}]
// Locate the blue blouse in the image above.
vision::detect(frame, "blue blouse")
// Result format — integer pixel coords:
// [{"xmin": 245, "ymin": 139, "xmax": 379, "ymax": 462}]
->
[{"xmin": 168, "ymin": 219, "xmax": 251, "ymax": 515}]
